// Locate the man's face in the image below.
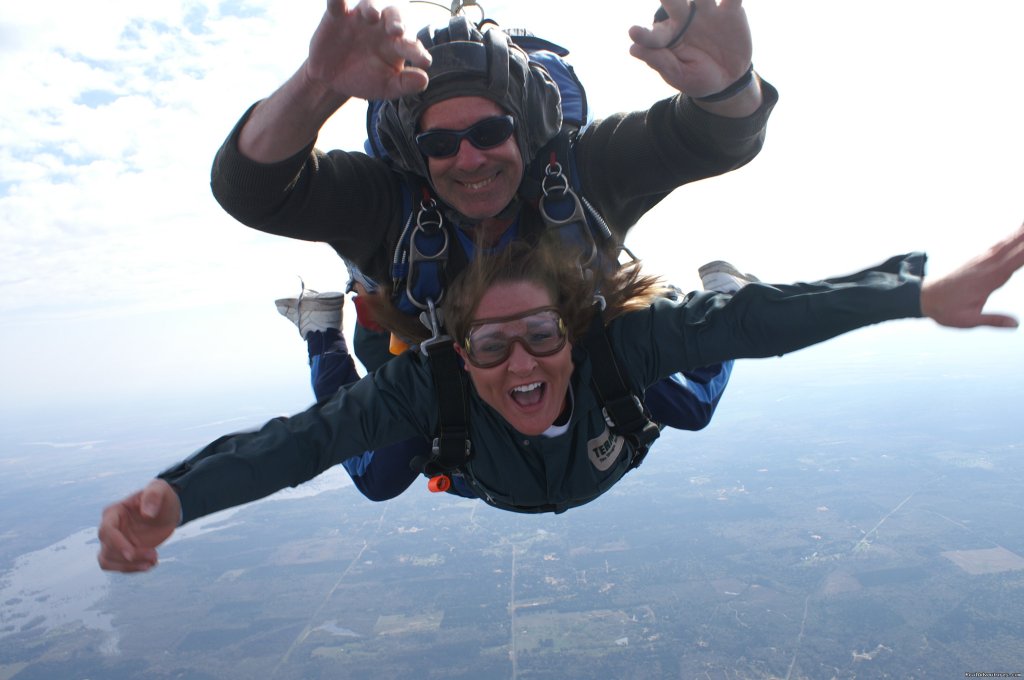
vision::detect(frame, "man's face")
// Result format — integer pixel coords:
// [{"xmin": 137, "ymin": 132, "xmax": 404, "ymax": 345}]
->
[
  {"xmin": 419, "ymin": 96, "xmax": 524, "ymax": 220},
  {"xmin": 455, "ymin": 281, "xmax": 573, "ymax": 436}
]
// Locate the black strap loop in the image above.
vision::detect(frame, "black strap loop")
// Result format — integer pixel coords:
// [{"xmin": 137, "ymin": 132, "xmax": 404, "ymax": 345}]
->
[{"xmin": 419, "ymin": 330, "xmax": 473, "ymax": 474}]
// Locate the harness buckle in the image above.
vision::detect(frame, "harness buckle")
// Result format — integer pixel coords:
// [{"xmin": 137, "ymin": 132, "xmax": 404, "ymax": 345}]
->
[
  {"xmin": 539, "ymin": 161, "xmax": 598, "ymax": 276},
  {"xmin": 406, "ymin": 199, "xmax": 450, "ymax": 311},
  {"xmin": 601, "ymin": 394, "xmax": 646, "ymax": 430},
  {"xmin": 431, "ymin": 434, "xmax": 471, "ymax": 460},
  {"xmin": 419, "ymin": 298, "xmax": 451, "ymax": 356},
  {"xmin": 415, "ymin": 197, "xmax": 444, "ymax": 233}
]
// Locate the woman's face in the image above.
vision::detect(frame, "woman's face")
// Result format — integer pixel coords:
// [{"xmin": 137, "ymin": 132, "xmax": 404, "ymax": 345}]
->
[{"xmin": 455, "ymin": 281, "xmax": 574, "ymax": 435}]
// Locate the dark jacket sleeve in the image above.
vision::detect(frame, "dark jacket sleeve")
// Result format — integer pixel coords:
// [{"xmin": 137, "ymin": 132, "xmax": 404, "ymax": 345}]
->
[
  {"xmin": 209, "ymin": 102, "xmax": 406, "ymax": 276},
  {"xmin": 574, "ymin": 80, "xmax": 780, "ymax": 237},
  {"xmin": 612, "ymin": 252, "xmax": 928, "ymax": 390},
  {"xmin": 158, "ymin": 351, "xmax": 437, "ymax": 524}
]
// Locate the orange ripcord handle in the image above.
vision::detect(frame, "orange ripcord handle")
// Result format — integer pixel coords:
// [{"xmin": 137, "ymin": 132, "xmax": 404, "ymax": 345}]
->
[{"xmin": 427, "ymin": 475, "xmax": 451, "ymax": 493}]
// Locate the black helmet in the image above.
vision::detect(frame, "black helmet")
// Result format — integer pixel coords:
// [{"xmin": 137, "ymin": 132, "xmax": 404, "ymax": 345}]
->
[{"xmin": 377, "ymin": 16, "xmax": 563, "ymax": 183}]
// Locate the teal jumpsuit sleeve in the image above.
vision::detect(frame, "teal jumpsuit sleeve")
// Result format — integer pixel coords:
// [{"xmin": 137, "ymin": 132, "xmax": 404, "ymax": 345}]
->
[
  {"xmin": 609, "ymin": 253, "xmax": 928, "ymax": 390},
  {"xmin": 158, "ymin": 351, "xmax": 438, "ymax": 524}
]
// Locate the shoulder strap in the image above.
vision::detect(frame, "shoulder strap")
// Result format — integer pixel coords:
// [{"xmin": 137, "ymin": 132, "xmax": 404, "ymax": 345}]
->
[
  {"xmin": 580, "ymin": 302, "xmax": 661, "ymax": 469},
  {"xmin": 419, "ymin": 337, "xmax": 473, "ymax": 476},
  {"xmin": 409, "ymin": 304, "xmax": 474, "ymax": 477}
]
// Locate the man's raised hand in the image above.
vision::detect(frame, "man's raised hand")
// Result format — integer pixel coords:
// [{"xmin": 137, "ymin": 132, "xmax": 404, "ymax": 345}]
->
[{"xmin": 306, "ymin": 0, "xmax": 432, "ymax": 102}]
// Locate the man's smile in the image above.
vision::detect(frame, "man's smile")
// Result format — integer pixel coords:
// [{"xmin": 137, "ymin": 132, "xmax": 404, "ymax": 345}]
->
[{"xmin": 458, "ymin": 172, "xmax": 500, "ymax": 191}]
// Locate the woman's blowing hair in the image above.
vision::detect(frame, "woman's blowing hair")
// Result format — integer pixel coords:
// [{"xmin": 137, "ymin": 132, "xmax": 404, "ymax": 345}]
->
[
  {"xmin": 443, "ymin": 238, "xmax": 668, "ymax": 345},
  {"xmin": 364, "ymin": 238, "xmax": 668, "ymax": 346}
]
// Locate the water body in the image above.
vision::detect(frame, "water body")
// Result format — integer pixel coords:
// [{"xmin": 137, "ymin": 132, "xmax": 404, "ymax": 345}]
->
[{"xmin": 0, "ymin": 528, "xmax": 115, "ymax": 642}]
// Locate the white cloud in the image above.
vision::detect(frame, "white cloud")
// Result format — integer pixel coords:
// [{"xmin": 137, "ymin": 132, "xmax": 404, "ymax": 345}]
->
[
  {"xmin": 0, "ymin": 1, "xmax": 331, "ymax": 323},
  {"xmin": 0, "ymin": 0, "xmax": 1020, "ymax": 413}
]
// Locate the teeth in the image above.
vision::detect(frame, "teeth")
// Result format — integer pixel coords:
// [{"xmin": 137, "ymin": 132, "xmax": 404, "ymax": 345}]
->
[
  {"xmin": 462, "ymin": 176, "xmax": 495, "ymax": 190},
  {"xmin": 511, "ymin": 382, "xmax": 541, "ymax": 393}
]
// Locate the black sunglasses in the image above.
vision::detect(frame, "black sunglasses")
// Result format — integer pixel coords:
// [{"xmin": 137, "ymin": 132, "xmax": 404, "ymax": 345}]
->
[{"xmin": 414, "ymin": 115, "xmax": 515, "ymax": 159}]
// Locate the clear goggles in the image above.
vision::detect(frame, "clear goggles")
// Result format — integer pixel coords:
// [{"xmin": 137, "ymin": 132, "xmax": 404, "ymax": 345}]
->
[
  {"xmin": 463, "ymin": 306, "xmax": 567, "ymax": 368},
  {"xmin": 414, "ymin": 115, "xmax": 515, "ymax": 159}
]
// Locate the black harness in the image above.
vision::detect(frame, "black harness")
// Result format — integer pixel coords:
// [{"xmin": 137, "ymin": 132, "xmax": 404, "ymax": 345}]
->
[
  {"xmin": 415, "ymin": 298, "xmax": 661, "ymax": 490},
  {"xmin": 579, "ymin": 301, "xmax": 662, "ymax": 471}
]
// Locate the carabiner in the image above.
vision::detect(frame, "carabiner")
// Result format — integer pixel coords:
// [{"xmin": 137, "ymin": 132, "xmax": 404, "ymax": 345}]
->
[{"xmin": 405, "ymin": 200, "xmax": 450, "ymax": 311}]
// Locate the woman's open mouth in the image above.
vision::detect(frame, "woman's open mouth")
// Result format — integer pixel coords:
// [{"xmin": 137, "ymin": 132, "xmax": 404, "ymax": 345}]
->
[{"xmin": 509, "ymin": 381, "xmax": 544, "ymax": 407}]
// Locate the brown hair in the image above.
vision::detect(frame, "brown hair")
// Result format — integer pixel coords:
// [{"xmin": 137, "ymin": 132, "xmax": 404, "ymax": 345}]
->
[
  {"xmin": 445, "ymin": 238, "xmax": 667, "ymax": 345},
  {"xmin": 363, "ymin": 237, "xmax": 667, "ymax": 346}
]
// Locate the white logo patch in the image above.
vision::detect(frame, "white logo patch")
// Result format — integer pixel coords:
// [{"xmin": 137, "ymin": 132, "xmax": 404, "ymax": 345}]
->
[{"xmin": 587, "ymin": 427, "xmax": 625, "ymax": 471}]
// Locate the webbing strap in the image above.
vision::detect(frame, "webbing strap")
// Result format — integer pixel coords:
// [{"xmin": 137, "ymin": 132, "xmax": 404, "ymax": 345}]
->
[
  {"xmin": 580, "ymin": 305, "xmax": 660, "ymax": 468},
  {"xmin": 422, "ymin": 337, "xmax": 472, "ymax": 475}
]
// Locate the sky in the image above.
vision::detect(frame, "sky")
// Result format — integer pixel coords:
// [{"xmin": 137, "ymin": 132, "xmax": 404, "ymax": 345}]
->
[{"xmin": 0, "ymin": 0, "xmax": 1021, "ymax": 424}]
